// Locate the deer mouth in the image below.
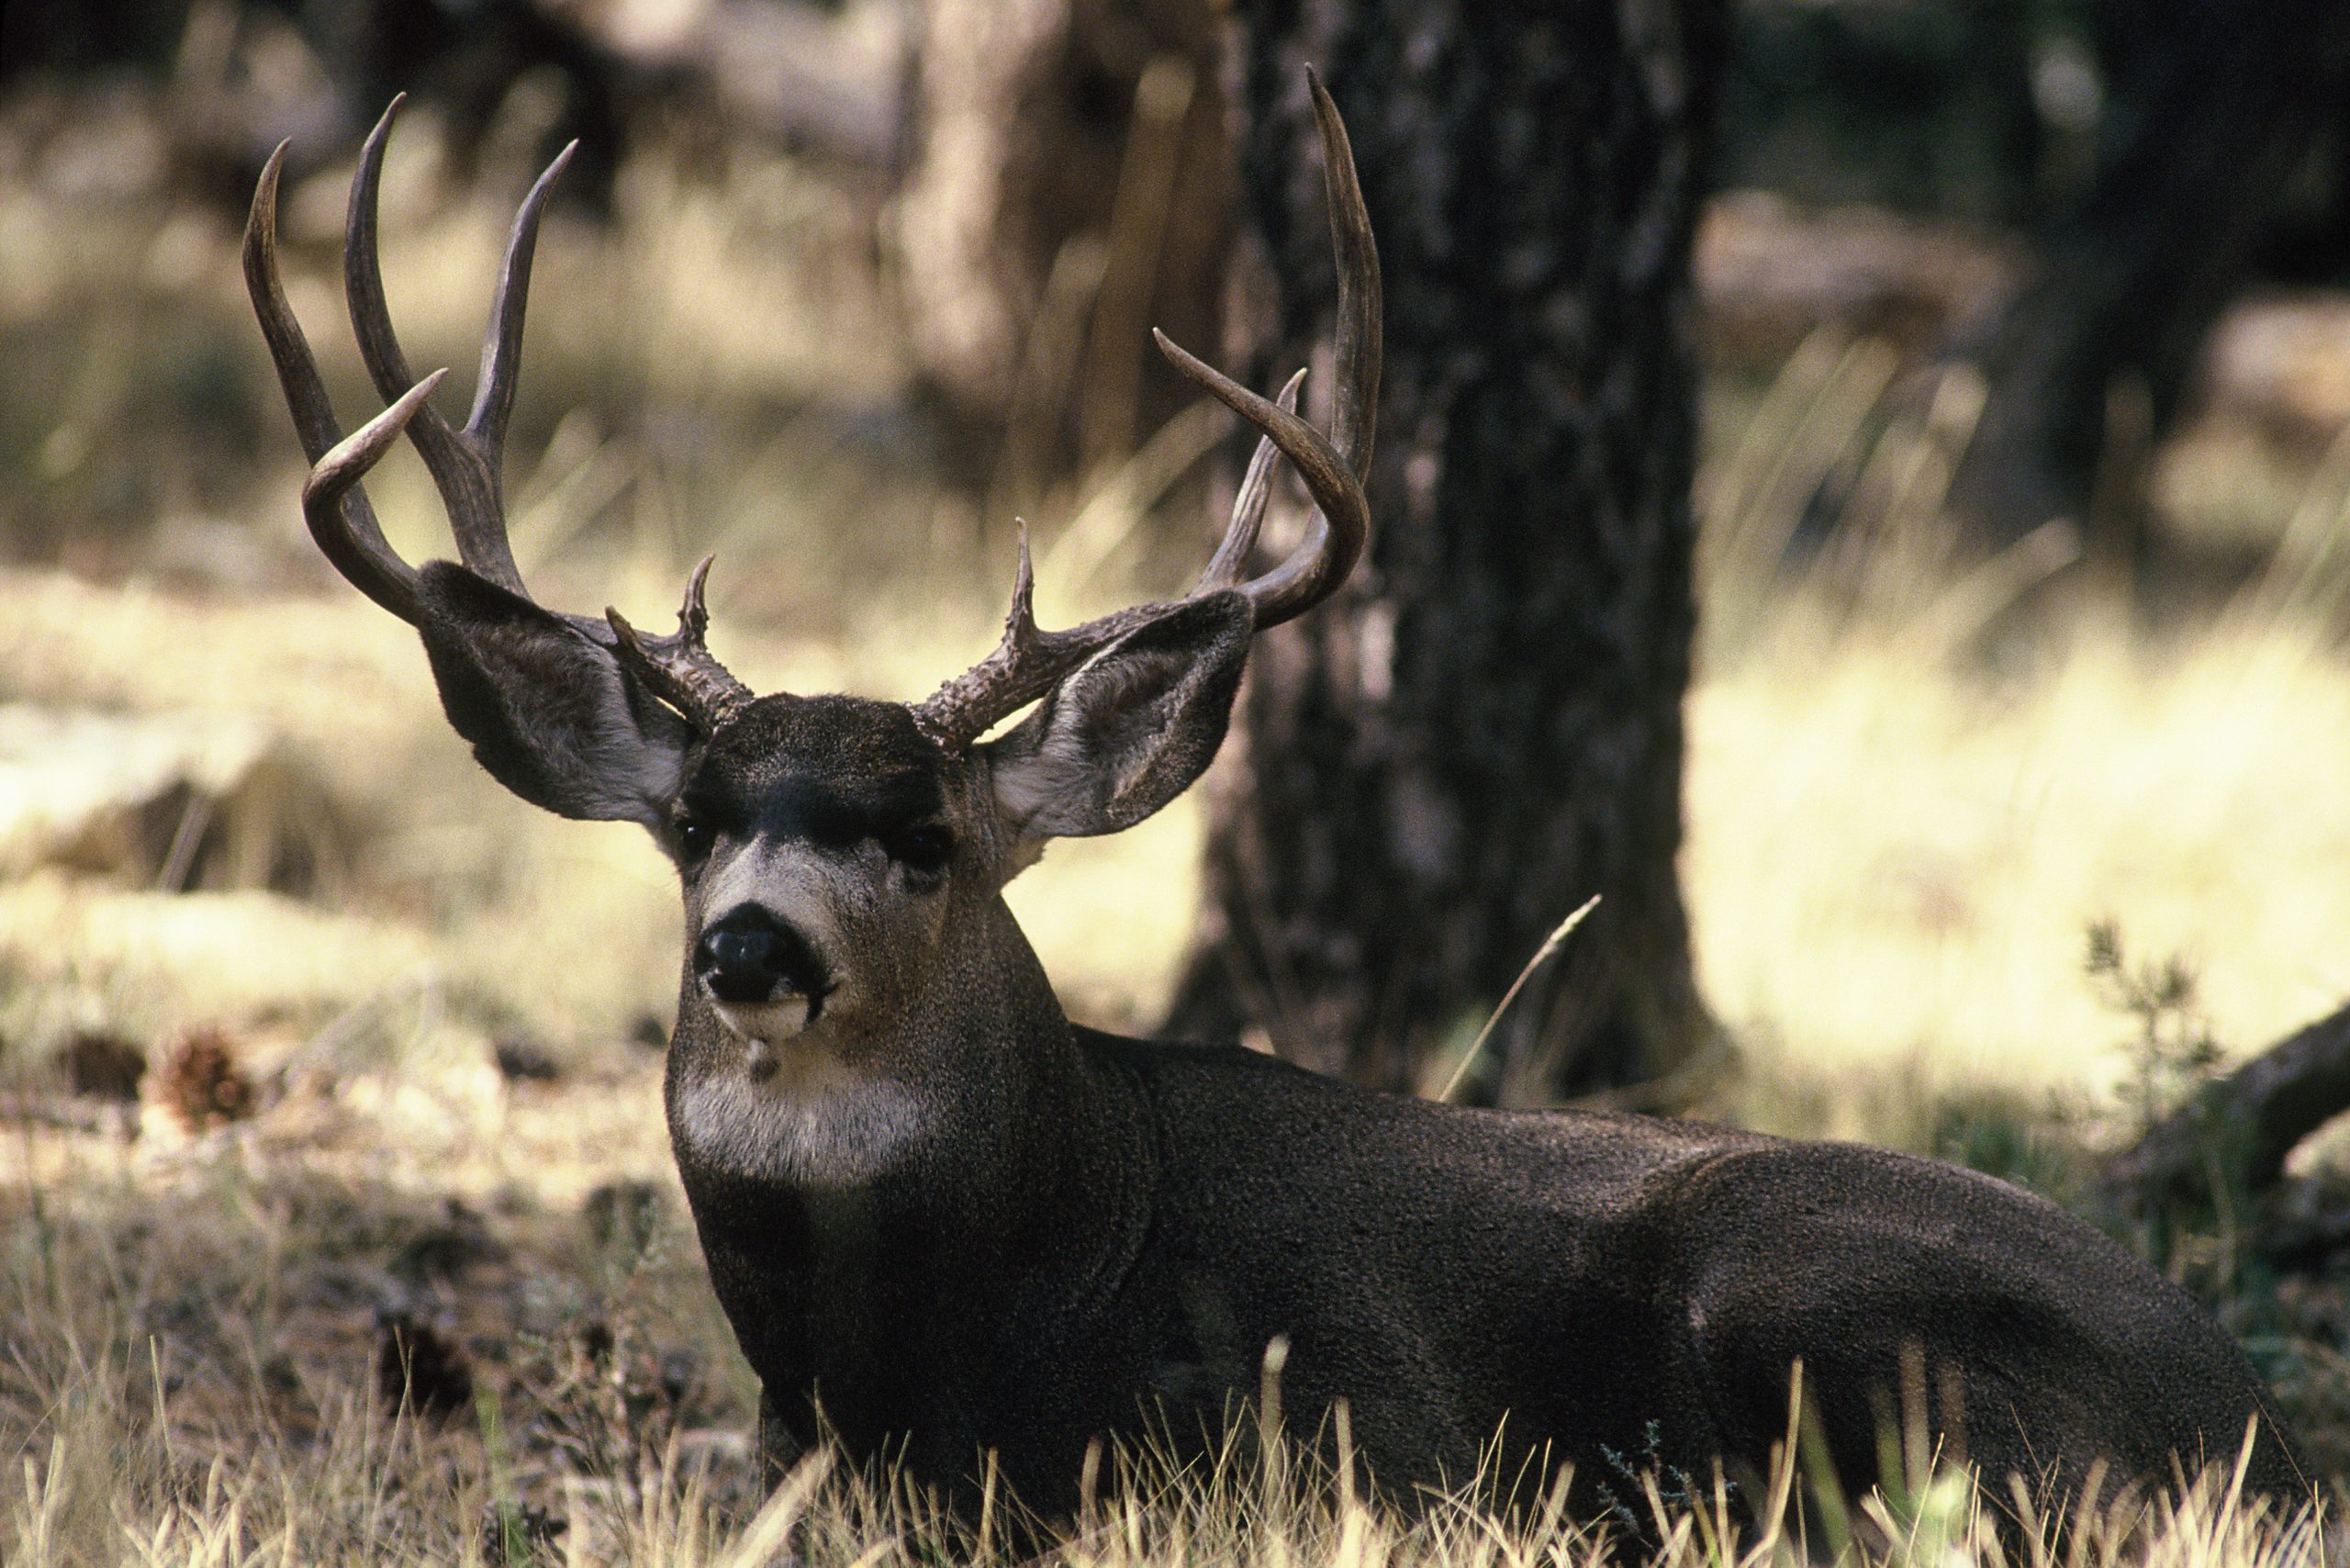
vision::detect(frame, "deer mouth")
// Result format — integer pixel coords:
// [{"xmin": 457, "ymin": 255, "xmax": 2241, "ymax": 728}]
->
[{"xmin": 711, "ymin": 980, "xmax": 834, "ymax": 1053}]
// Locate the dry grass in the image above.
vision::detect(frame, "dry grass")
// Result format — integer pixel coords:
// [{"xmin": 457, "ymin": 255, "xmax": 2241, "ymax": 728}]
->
[
  {"xmin": 3, "ymin": 81, "xmax": 2349, "ymax": 1563},
  {"xmin": 1689, "ymin": 341, "xmax": 2350, "ymax": 1137},
  {"xmin": 3, "ymin": 1113, "xmax": 2335, "ymax": 1567}
]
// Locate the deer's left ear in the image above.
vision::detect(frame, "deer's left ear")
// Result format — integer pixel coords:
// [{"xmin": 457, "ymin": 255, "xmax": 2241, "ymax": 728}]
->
[{"xmin": 984, "ymin": 592, "xmax": 1253, "ymax": 839}]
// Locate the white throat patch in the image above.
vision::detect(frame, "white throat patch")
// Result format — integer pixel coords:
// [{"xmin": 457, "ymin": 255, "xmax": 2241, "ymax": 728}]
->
[{"xmin": 672, "ymin": 1066, "xmax": 929, "ymax": 1190}]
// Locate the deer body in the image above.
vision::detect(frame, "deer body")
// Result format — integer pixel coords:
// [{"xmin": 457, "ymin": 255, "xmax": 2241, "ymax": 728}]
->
[
  {"xmin": 247, "ymin": 76, "xmax": 2309, "ymax": 1529},
  {"xmin": 670, "ymin": 908, "xmax": 2304, "ymax": 1516}
]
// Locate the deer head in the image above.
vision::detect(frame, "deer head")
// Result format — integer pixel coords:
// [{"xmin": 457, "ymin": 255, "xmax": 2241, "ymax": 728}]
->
[{"xmin": 245, "ymin": 77, "xmax": 1376, "ymax": 1186}]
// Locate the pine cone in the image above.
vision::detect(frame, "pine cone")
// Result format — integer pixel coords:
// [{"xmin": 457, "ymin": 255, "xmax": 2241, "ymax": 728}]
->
[{"xmin": 151, "ymin": 1028, "xmax": 254, "ymax": 1132}]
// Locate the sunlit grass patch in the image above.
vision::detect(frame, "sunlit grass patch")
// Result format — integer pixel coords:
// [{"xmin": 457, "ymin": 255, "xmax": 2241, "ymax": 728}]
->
[
  {"xmin": 1688, "ymin": 340, "xmax": 2350, "ymax": 1130},
  {"xmin": 1689, "ymin": 604, "xmax": 2350, "ymax": 1126}
]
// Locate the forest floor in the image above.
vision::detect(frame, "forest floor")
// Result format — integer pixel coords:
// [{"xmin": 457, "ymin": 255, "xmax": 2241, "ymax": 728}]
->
[{"xmin": 4, "ymin": 94, "xmax": 2350, "ymax": 1563}]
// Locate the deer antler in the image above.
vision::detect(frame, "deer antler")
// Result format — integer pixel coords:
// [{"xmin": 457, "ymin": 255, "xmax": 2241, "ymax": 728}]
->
[
  {"xmin": 910, "ymin": 68, "xmax": 1381, "ymax": 752},
  {"xmin": 242, "ymin": 99, "xmax": 754, "ymax": 734}
]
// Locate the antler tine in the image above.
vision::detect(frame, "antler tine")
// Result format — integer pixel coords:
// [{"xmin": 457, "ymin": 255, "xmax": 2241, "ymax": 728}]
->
[
  {"xmin": 1196, "ymin": 368, "xmax": 1306, "ymax": 593},
  {"xmin": 250, "ymin": 112, "xmax": 757, "ymax": 734},
  {"xmin": 605, "ymin": 555, "xmax": 755, "ymax": 733},
  {"xmin": 244, "ymin": 142, "xmax": 427, "ymax": 622},
  {"xmin": 911, "ymin": 524, "xmax": 1050, "ymax": 747},
  {"xmin": 916, "ymin": 518, "xmax": 1269, "ymax": 751},
  {"xmin": 303, "ymin": 370, "xmax": 453, "ymax": 566},
  {"xmin": 1153, "ymin": 331, "xmax": 1369, "ymax": 628},
  {"xmin": 345, "ymin": 96, "xmax": 572, "ymax": 595},
  {"xmin": 1147, "ymin": 70, "xmax": 1377, "ymax": 630},
  {"xmin": 468, "ymin": 140, "xmax": 573, "ymax": 460},
  {"xmin": 1153, "ymin": 68, "xmax": 1380, "ymax": 628},
  {"xmin": 912, "ymin": 360, "xmax": 1355, "ymax": 751},
  {"xmin": 911, "ymin": 71, "xmax": 1382, "ymax": 752},
  {"xmin": 1308, "ymin": 66, "xmax": 1382, "ymax": 483}
]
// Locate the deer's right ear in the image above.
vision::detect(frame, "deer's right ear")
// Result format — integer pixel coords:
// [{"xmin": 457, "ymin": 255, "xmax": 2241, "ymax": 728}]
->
[{"xmin": 413, "ymin": 562, "xmax": 692, "ymax": 828}]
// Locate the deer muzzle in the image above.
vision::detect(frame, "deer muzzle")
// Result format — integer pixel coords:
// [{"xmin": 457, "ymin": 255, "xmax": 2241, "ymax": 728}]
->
[{"xmin": 696, "ymin": 904, "xmax": 831, "ymax": 1047}]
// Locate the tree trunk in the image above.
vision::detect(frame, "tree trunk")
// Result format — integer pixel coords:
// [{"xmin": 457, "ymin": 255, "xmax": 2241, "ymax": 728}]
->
[
  {"xmin": 894, "ymin": 0, "xmax": 1225, "ymax": 485},
  {"xmin": 1946, "ymin": 0, "xmax": 2350, "ymax": 544},
  {"xmin": 1167, "ymin": 0, "xmax": 1727, "ymax": 1103}
]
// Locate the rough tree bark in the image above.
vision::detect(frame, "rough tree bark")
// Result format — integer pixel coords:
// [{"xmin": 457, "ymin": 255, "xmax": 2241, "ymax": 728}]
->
[
  {"xmin": 1947, "ymin": 0, "xmax": 2350, "ymax": 543},
  {"xmin": 1166, "ymin": 1, "xmax": 1727, "ymax": 1103}
]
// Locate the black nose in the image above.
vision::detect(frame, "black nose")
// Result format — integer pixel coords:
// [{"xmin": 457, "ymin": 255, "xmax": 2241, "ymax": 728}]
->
[{"xmin": 695, "ymin": 905, "xmax": 822, "ymax": 1005}]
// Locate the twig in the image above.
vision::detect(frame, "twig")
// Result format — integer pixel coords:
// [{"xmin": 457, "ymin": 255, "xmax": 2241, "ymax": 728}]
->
[{"xmin": 1437, "ymin": 896, "xmax": 1600, "ymax": 1104}]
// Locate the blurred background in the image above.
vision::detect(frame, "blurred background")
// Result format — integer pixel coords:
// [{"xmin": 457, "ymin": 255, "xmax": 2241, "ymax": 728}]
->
[{"xmin": 8, "ymin": 0, "xmax": 2350, "ymax": 1551}]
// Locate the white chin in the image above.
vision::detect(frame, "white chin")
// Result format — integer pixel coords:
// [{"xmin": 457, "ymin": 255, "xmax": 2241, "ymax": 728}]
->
[{"xmin": 711, "ymin": 995, "xmax": 816, "ymax": 1047}]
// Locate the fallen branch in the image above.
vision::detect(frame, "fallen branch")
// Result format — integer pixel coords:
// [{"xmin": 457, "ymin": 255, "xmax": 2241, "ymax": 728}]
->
[{"xmin": 2098, "ymin": 997, "xmax": 2350, "ymax": 1205}]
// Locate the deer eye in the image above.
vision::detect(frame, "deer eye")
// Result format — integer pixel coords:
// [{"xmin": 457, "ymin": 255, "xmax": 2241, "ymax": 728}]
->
[
  {"xmin": 674, "ymin": 811, "xmax": 715, "ymax": 865},
  {"xmin": 885, "ymin": 825, "xmax": 954, "ymax": 873}
]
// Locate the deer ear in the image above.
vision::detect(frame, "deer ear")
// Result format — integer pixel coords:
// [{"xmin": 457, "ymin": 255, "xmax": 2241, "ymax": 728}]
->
[
  {"xmin": 413, "ymin": 561, "xmax": 692, "ymax": 827},
  {"xmin": 985, "ymin": 592, "xmax": 1252, "ymax": 840}
]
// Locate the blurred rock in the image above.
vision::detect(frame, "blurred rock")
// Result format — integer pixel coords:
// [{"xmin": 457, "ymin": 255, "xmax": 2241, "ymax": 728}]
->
[
  {"xmin": 375, "ymin": 1310, "xmax": 476, "ymax": 1419},
  {"xmin": 388, "ymin": 1198, "xmax": 503, "ymax": 1283},
  {"xmin": 2199, "ymin": 296, "xmax": 2350, "ymax": 445},
  {"xmin": 492, "ymin": 1033, "xmax": 561, "ymax": 1083},
  {"xmin": 1699, "ymin": 193, "xmax": 2350, "ymax": 454},
  {"xmin": 57, "ymin": 1027, "xmax": 146, "ymax": 1101},
  {"xmin": 0, "ymin": 704, "xmax": 349, "ymax": 896}
]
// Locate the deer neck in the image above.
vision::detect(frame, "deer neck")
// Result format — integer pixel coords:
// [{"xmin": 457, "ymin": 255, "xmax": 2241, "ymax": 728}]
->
[{"xmin": 665, "ymin": 891, "xmax": 1137, "ymax": 1243}]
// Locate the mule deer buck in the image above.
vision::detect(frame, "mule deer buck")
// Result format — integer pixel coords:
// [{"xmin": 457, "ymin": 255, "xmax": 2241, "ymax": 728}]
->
[{"xmin": 246, "ymin": 77, "xmax": 2309, "ymax": 1529}]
